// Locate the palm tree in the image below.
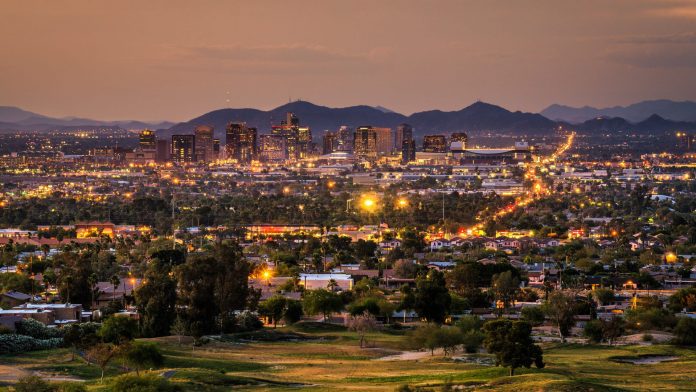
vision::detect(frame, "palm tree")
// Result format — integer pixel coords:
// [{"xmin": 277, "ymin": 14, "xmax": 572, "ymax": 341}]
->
[
  {"xmin": 327, "ymin": 279, "xmax": 339, "ymax": 292},
  {"xmin": 88, "ymin": 273, "xmax": 98, "ymax": 310},
  {"xmin": 110, "ymin": 274, "xmax": 120, "ymax": 306}
]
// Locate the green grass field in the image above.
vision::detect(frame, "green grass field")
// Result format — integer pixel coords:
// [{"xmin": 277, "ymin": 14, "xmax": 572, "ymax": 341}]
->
[{"xmin": 1, "ymin": 324, "xmax": 695, "ymax": 391}]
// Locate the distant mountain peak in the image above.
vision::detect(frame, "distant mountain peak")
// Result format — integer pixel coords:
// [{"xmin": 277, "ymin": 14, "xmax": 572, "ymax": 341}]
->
[{"xmin": 541, "ymin": 99, "xmax": 696, "ymax": 122}]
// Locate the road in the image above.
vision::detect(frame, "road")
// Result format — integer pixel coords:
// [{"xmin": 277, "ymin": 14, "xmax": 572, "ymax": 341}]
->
[{"xmin": 465, "ymin": 132, "xmax": 575, "ymax": 234}]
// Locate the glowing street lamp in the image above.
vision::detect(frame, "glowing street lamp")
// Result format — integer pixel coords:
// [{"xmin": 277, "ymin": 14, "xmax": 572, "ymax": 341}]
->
[
  {"xmin": 396, "ymin": 197, "xmax": 408, "ymax": 208},
  {"xmin": 362, "ymin": 198, "xmax": 375, "ymax": 210}
]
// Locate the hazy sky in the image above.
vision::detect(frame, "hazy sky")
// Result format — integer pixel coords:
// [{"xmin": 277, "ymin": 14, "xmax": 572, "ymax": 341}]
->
[{"xmin": 2, "ymin": 0, "xmax": 696, "ymax": 121}]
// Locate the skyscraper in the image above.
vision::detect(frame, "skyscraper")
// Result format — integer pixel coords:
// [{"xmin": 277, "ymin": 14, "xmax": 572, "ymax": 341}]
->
[
  {"xmin": 156, "ymin": 139, "xmax": 170, "ymax": 162},
  {"xmin": 395, "ymin": 124, "xmax": 413, "ymax": 153},
  {"xmin": 354, "ymin": 126, "xmax": 378, "ymax": 160},
  {"xmin": 402, "ymin": 139, "xmax": 416, "ymax": 164},
  {"xmin": 271, "ymin": 112, "xmax": 312, "ymax": 160},
  {"xmin": 213, "ymin": 139, "xmax": 220, "ymax": 160},
  {"xmin": 423, "ymin": 135, "xmax": 448, "ymax": 153},
  {"xmin": 225, "ymin": 122, "xmax": 257, "ymax": 164},
  {"xmin": 336, "ymin": 126, "xmax": 353, "ymax": 152},
  {"xmin": 194, "ymin": 125, "xmax": 214, "ymax": 162},
  {"xmin": 322, "ymin": 131, "xmax": 338, "ymax": 155},
  {"xmin": 373, "ymin": 127, "xmax": 394, "ymax": 155},
  {"xmin": 139, "ymin": 129, "xmax": 156, "ymax": 150},
  {"xmin": 259, "ymin": 134, "xmax": 287, "ymax": 162},
  {"xmin": 171, "ymin": 134, "xmax": 196, "ymax": 163}
]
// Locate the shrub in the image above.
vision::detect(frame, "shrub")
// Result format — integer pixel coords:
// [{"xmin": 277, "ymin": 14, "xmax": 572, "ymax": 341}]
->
[
  {"xmin": 15, "ymin": 318, "xmax": 63, "ymax": 339},
  {"xmin": 673, "ymin": 317, "xmax": 696, "ymax": 346},
  {"xmin": 583, "ymin": 320, "xmax": 603, "ymax": 343},
  {"xmin": 455, "ymin": 315, "xmax": 483, "ymax": 334},
  {"xmin": 235, "ymin": 311, "xmax": 263, "ymax": 332},
  {"xmin": 283, "ymin": 300, "xmax": 303, "ymax": 325},
  {"xmin": 0, "ymin": 334, "xmax": 62, "ymax": 353},
  {"xmin": 14, "ymin": 375, "xmax": 54, "ymax": 392},
  {"xmin": 109, "ymin": 373, "xmax": 180, "ymax": 392},
  {"xmin": 56, "ymin": 383, "xmax": 87, "ymax": 392},
  {"xmin": 642, "ymin": 333, "xmax": 654, "ymax": 342},
  {"xmin": 521, "ymin": 306, "xmax": 546, "ymax": 326},
  {"xmin": 461, "ymin": 330, "xmax": 484, "ymax": 353}
]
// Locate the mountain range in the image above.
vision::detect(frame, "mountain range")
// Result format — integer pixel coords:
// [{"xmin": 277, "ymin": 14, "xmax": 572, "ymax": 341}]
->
[
  {"xmin": 541, "ymin": 99, "xmax": 696, "ymax": 123},
  {"xmin": 163, "ymin": 100, "xmax": 558, "ymax": 140},
  {"xmin": 0, "ymin": 106, "xmax": 174, "ymax": 132},
  {"xmin": 2, "ymin": 99, "xmax": 696, "ymax": 138}
]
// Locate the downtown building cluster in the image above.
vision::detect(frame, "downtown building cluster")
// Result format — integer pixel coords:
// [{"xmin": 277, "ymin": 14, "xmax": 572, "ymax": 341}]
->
[{"xmin": 129, "ymin": 113, "xmax": 478, "ymax": 167}]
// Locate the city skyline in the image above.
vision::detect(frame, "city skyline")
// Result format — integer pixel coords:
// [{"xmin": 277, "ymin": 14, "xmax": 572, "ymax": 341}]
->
[{"xmin": 3, "ymin": 0, "xmax": 696, "ymax": 121}]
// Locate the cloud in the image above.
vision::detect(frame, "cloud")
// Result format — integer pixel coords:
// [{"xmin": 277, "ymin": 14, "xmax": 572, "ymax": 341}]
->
[
  {"xmin": 644, "ymin": 1, "xmax": 696, "ymax": 19},
  {"xmin": 613, "ymin": 32, "xmax": 696, "ymax": 44},
  {"xmin": 155, "ymin": 44, "xmax": 389, "ymax": 75},
  {"xmin": 605, "ymin": 45, "xmax": 696, "ymax": 68}
]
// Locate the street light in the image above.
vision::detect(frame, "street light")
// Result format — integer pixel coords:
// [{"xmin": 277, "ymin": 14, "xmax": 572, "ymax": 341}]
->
[{"xmin": 396, "ymin": 197, "xmax": 408, "ymax": 208}]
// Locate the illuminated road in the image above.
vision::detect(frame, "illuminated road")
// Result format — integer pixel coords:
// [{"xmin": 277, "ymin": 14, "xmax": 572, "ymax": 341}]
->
[{"xmin": 464, "ymin": 132, "xmax": 575, "ymax": 235}]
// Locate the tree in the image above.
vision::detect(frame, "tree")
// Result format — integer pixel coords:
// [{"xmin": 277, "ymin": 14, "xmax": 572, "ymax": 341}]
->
[
  {"xmin": 259, "ymin": 295, "xmax": 287, "ymax": 328},
  {"xmin": 393, "ymin": 259, "xmax": 418, "ymax": 279},
  {"xmin": 483, "ymin": 319, "xmax": 544, "ymax": 376},
  {"xmin": 122, "ymin": 341, "xmax": 164, "ymax": 375},
  {"xmin": 85, "ymin": 343, "xmax": 117, "ymax": 382},
  {"xmin": 283, "ymin": 300, "xmax": 303, "ymax": 325},
  {"xmin": 347, "ymin": 311, "xmax": 380, "ymax": 348},
  {"xmin": 398, "ymin": 284, "xmax": 416, "ymax": 323},
  {"xmin": 434, "ymin": 326, "xmax": 463, "ymax": 357},
  {"xmin": 176, "ymin": 243, "xmax": 251, "ymax": 334},
  {"xmin": 414, "ymin": 270, "xmax": 451, "ymax": 324},
  {"xmin": 303, "ymin": 289, "xmax": 343, "ymax": 321},
  {"xmin": 169, "ymin": 315, "xmax": 186, "ymax": 346},
  {"xmin": 543, "ymin": 292, "xmax": 576, "ymax": 342},
  {"xmin": 521, "ymin": 306, "xmax": 546, "ymax": 326},
  {"xmin": 491, "ymin": 271, "xmax": 520, "ymax": 309},
  {"xmin": 410, "ymin": 323, "xmax": 441, "ymax": 355},
  {"xmin": 593, "ymin": 288, "xmax": 614, "ymax": 306},
  {"xmin": 601, "ymin": 316, "xmax": 625, "ymax": 345},
  {"xmin": 135, "ymin": 260, "xmax": 177, "ymax": 337},
  {"xmin": 673, "ymin": 317, "xmax": 696, "ymax": 346},
  {"xmin": 583, "ymin": 320, "xmax": 603, "ymax": 343},
  {"xmin": 63, "ymin": 322, "xmax": 100, "ymax": 360},
  {"xmin": 99, "ymin": 316, "xmax": 138, "ymax": 345},
  {"xmin": 668, "ymin": 287, "xmax": 696, "ymax": 313}
]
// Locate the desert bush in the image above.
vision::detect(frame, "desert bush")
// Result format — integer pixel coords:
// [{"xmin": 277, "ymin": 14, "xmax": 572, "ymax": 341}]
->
[{"xmin": 15, "ymin": 318, "xmax": 63, "ymax": 339}]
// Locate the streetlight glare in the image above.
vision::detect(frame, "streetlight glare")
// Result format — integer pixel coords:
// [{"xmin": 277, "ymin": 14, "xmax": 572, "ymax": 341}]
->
[{"xmin": 362, "ymin": 198, "xmax": 375, "ymax": 209}]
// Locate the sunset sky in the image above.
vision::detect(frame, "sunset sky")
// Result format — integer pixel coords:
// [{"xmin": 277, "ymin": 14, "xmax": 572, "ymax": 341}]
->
[{"xmin": 2, "ymin": 0, "xmax": 696, "ymax": 121}]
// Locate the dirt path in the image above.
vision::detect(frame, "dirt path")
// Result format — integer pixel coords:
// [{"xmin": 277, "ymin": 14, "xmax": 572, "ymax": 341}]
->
[
  {"xmin": 0, "ymin": 364, "xmax": 30, "ymax": 383},
  {"xmin": 0, "ymin": 364, "xmax": 83, "ymax": 384},
  {"xmin": 374, "ymin": 349, "xmax": 444, "ymax": 361}
]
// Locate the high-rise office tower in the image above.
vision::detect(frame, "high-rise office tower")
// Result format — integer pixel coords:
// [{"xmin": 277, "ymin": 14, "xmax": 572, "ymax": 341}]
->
[
  {"xmin": 156, "ymin": 139, "xmax": 170, "ymax": 162},
  {"xmin": 271, "ymin": 112, "xmax": 312, "ymax": 160},
  {"xmin": 259, "ymin": 134, "xmax": 287, "ymax": 162},
  {"xmin": 336, "ymin": 126, "xmax": 354, "ymax": 152},
  {"xmin": 450, "ymin": 132, "xmax": 468, "ymax": 149},
  {"xmin": 423, "ymin": 134, "xmax": 448, "ymax": 153},
  {"xmin": 322, "ymin": 131, "xmax": 338, "ymax": 155},
  {"xmin": 225, "ymin": 122, "xmax": 257, "ymax": 164},
  {"xmin": 212, "ymin": 139, "xmax": 220, "ymax": 159},
  {"xmin": 139, "ymin": 129, "xmax": 156, "ymax": 150},
  {"xmin": 194, "ymin": 125, "xmax": 214, "ymax": 162},
  {"xmin": 402, "ymin": 139, "xmax": 416, "ymax": 164},
  {"xmin": 354, "ymin": 126, "xmax": 378, "ymax": 160},
  {"xmin": 395, "ymin": 124, "xmax": 413, "ymax": 153},
  {"xmin": 171, "ymin": 134, "xmax": 196, "ymax": 163},
  {"xmin": 373, "ymin": 127, "xmax": 394, "ymax": 154}
]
